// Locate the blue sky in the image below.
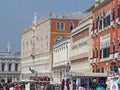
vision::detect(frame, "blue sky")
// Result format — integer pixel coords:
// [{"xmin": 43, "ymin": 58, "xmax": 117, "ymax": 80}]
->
[{"xmin": 0, "ymin": 0, "xmax": 94, "ymax": 53}]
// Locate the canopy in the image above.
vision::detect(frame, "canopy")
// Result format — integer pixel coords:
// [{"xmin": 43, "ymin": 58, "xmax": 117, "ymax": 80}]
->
[{"xmin": 69, "ymin": 71, "xmax": 107, "ymax": 77}]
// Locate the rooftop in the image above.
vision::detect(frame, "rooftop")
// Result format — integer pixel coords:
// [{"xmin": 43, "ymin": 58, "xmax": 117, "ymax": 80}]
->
[
  {"xmin": 22, "ymin": 11, "xmax": 89, "ymax": 34},
  {"xmin": 51, "ymin": 11, "xmax": 89, "ymax": 20},
  {"xmin": 0, "ymin": 51, "xmax": 21, "ymax": 59}
]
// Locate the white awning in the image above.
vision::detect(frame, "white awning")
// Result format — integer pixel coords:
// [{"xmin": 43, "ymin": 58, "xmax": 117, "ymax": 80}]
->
[
  {"xmin": 85, "ymin": 72, "xmax": 107, "ymax": 77},
  {"xmin": 69, "ymin": 71, "xmax": 107, "ymax": 77}
]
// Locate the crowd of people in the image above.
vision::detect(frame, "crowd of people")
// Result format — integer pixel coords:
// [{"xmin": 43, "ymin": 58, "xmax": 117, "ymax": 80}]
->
[
  {"xmin": 0, "ymin": 82, "xmax": 61, "ymax": 90},
  {"xmin": 0, "ymin": 80, "xmax": 106, "ymax": 90},
  {"xmin": 0, "ymin": 83, "xmax": 22, "ymax": 90}
]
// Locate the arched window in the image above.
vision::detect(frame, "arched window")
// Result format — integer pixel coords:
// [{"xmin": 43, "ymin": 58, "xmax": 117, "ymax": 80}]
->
[
  {"xmin": 15, "ymin": 63, "xmax": 18, "ymax": 71},
  {"xmin": 69, "ymin": 22, "xmax": 74, "ymax": 32},
  {"xmin": 96, "ymin": 48, "xmax": 98, "ymax": 58},
  {"xmin": 92, "ymin": 49, "xmax": 94, "ymax": 58},
  {"xmin": 56, "ymin": 22, "xmax": 65, "ymax": 30},
  {"xmin": 56, "ymin": 22, "xmax": 61, "ymax": 30},
  {"xmin": 2, "ymin": 63, "xmax": 5, "ymax": 71},
  {"xmin": 61, "ymin": 22, "xmax": 65, "ymax": 30}
]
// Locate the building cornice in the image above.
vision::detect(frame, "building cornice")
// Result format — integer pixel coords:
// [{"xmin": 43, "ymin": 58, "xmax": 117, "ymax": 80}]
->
[
  {"xmin": 70, "ymin": 52, "xmax": 88, "ymax": 61},
  {"xmin": 22, "ymin": 14, "xmax": 81, "ymax": 35},
  {"xmin": 71, "ymin": 20, "xmax": 92, "ymax": 37},
  {"xmin": 53, "ymin": 37, "xmax": 70, "ymax": 48}
]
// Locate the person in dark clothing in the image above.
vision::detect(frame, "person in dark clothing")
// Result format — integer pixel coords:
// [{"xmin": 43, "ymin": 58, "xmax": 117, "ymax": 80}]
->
[
  {"xmin": 3, "ymin": 83, "xmax": 9, "ymax": 90},
  {"xmin": 0, "ymin": 83, "xmax": 3, "ymax": 90},
  {"xmin": 46, "ymin": 84, "xmax": 55, "ymax": 90},
  {"xmin": 96, "ymin": 81, "xmax": 105, "ymax": 90},
  {"xmin": 55, "ymin": 84, "xmax": 60, "ymax": 90}
]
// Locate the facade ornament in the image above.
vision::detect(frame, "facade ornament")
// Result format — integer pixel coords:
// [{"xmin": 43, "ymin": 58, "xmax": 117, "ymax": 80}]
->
[
  {"xmin": 7, "ymin": 42, "xmax": 10, "ymax": 53},
  {"xmin": 32, "ymin": 12, "xmax": 37, "ymax": 30}
]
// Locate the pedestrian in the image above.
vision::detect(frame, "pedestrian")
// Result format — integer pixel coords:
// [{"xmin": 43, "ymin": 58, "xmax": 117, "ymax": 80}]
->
[
  {"xmin": 40, "ymin": 83, "xmax": 44, "ymax": 90},
  {"xmin": 92, "ymin": 78, "xmax": 97, "ymax": 90},
  {"xmin": 36, "ymin": 82, "xmax": 41, "ymax": 90},
  {"xmin": 46, "ymin": 84, "xmax": 55, "ymax": 90},
  {"xmin": 111, "ymin": 85, "xmax": 117, "ymax": 90},
  {"xmin": 9, "ymin": 83, "xmax": 15, "ymax": 90},
  {"xmin": 3, "ymin": 83, "xmax": 9, "ymax": 90},
  {"xmin": 55, "ymin": 83, "xmax": 60, "ymax": 90},
  {"xmin": 0, "ymin": 83, "xmax": 3, "ymax": 90},
  {"xmin": 96, "ymin": 81, "xmax": 105, "ymax": 90},
  {"xmin": 15, "ymin": 83, "xmax": 21, "ymax": 90}
]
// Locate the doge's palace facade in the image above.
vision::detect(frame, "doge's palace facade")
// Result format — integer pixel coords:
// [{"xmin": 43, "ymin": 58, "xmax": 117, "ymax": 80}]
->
[{"xmin": 21, "ymin": 12, "xmax": 79, "ymax": 80}]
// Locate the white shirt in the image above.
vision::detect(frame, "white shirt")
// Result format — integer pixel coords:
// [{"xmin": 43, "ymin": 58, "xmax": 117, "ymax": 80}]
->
[{"xmin": 9, "ymin": 87, "xmax": 15, "ymax": 90}]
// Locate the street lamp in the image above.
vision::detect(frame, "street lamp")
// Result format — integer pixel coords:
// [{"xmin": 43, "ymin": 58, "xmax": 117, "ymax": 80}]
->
[
  {"xmin": 60, "ymin": 69, "xmax": 62, "ymax": 83},
  {"xmin": 67, "ymin": 62, "xmax": 70, "ymax": 73}
]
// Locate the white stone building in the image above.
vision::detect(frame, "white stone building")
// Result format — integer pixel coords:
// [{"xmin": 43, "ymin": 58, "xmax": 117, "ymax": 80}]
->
[
  {"xmin": 21, "ymin": 13, "xmax": 52, "ymax": 80},
  {"xmin": 70, "ymin": 14, "xmax": 93, "ymax": 76},
  {"xmin": 0, "ymin": 43, "xmax": 21, "ymax": 83},
  {"xmin": 21, "ymin": 12, "xmax": 80, "ymax": 80},
  {"xmin": 53, "ymin": 38, "xmax": 71, "ymax": 84}
]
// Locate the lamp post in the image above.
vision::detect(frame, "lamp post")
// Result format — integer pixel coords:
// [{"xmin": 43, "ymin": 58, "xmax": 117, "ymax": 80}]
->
[
  {"xmin": 66, "ymin": 62, "xmax": 71, "ymax": 78},
  {"xmin": 67, "ymin": 63, "xmax": 70, "ymax": 73},
  {"xmin": 60, "ymin": 69, "xmax": 62, "ymax": 83}
]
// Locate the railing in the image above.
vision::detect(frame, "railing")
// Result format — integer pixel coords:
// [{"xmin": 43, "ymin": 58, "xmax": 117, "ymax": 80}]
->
[
  {"xmin": 0, "ymin": 55, "xmax": 20, "ymax": 59},
  {"xmin": 0, "ymin": 71, "xmax": 21, "ymax": 75}
]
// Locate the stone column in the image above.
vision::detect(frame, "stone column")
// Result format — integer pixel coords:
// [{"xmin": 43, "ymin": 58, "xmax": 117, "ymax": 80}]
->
[
  {"xmin": 5, "ymin": 63, "xmax": 8, "ymax": 72},
  {"xmin": 18, "ymin": 63, "xmax": 20, "ymax": 72}
]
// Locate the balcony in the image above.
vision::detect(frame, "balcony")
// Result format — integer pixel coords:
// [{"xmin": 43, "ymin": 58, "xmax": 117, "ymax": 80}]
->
[
  {"xmin": 90, "ymin": 57, "xmax": 98, "ymax": 65},
  {"xmin": 90, "ymin": 58, "xmax": 94, "ymax": 64},
  {"xmin": 0, "ymin": 71, "xmax": 21, "ymax": 75},
  {"xmin": 93, "ymin": 58, "xmax": 98, "ymax": 65},
  {"xmin": 94, "ymin": 29, "xmax": 98, "ymax": 35},
  {"xmin": 91, "ymin": 30, "xmax": 94, "ymax": 36},
  {"xmin": 114, "ymin": 51, "xmax": 119, "ymax": 59},
  {"xmin": 116, "ymin": 17, "xmax": 120, "ymax": 25},
  {"xmin": 109, "ymin": 53, "xmax": 113, "ymax": 60},
  {"xmin": 110, "ymin": 20, "xmax": 115, "ymax": 28}
]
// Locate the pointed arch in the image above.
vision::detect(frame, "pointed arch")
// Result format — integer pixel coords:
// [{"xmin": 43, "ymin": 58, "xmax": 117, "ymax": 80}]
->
[{"xmin": 69, "ymin": 22, "xmax": 74, "ymax": 32}]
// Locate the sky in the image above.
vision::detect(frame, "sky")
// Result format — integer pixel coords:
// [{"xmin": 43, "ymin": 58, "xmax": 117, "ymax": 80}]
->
[{"xmin": 0, "ymin": 0, "xmax": 94, "ymax": 53}]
